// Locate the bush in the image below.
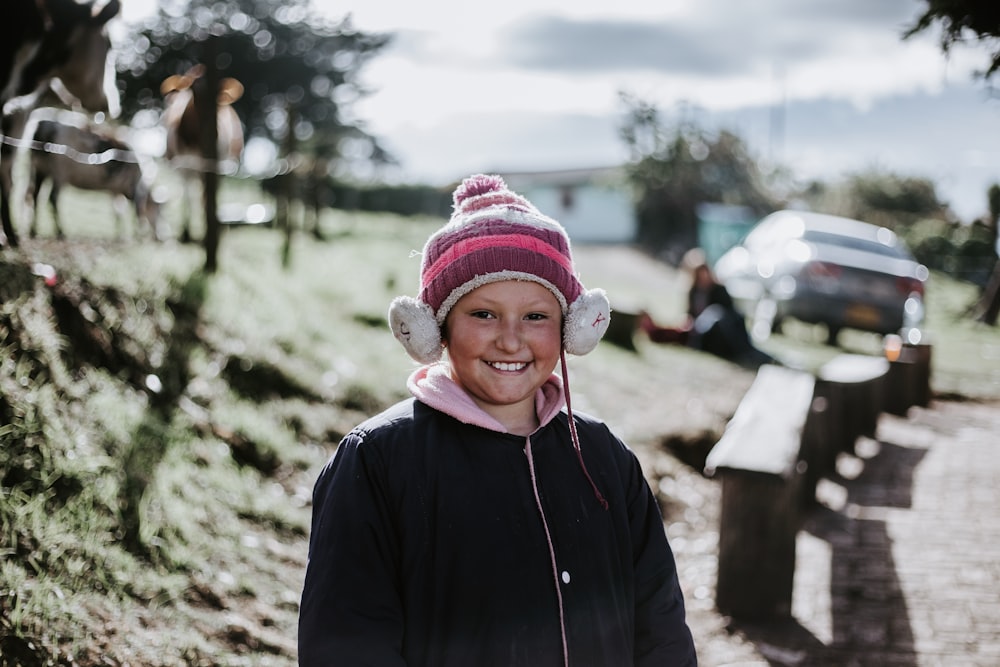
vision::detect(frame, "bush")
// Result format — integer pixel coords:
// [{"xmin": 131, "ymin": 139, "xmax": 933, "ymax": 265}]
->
[{"xmin": 899, "ymin": 218, "xmax": 956, "ymax": 271}]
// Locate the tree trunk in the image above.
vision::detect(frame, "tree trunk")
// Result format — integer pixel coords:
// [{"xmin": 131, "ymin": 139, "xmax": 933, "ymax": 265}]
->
[
  {"xmin": 280, "ymin": 104, "xmax": 297, "ymax": 269},
  {"xmin": 199, "ymin": 37, "xmax": 220, "ymax": 274},
  {"xmin": 975, "ymin": 258, "xmax": 1000, "ymax": 326}
]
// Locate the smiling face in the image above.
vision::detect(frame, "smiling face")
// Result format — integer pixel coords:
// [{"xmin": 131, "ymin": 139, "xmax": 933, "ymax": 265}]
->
[{"xmin": 443, "ymin": 280, "xmax": 563, "ymax": 435}]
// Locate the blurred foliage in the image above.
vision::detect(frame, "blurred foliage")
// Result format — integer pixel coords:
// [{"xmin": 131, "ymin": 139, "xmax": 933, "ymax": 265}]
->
[
  {"xmin": 844, "ymin": 170, "xmax": 948, "ymax": 225},
  {"xmin": 797, "ymin": 169, "xmax": 951, "ymax": 229},
  {"xmin": 324, "ymin": 181, "xmax": 453, "ymax": 218},
  {"xmin": 988, "ymin": 182, "xmax": 1000, "ymax": 244},
  {"xmin": 905, "ymin": 0, "xmax": 1000, "ymax": 323},
  {"xmin": 617, "ymin": 93, "xmax": 781, "ymax": 263},
  {"xmin": 260, "ymin": 172, "xmax": 453, "ymax": 218},
  {"xmin": 905, "ymin": 0, "xmax": 1000, "ymax": 79},
  {"xmin": 115, "ymin": 0, "xmax": 394, "ymax": 179},
  {"xmin": 899, "ymin": 218, "xmax": 998, "ymax": 286}
]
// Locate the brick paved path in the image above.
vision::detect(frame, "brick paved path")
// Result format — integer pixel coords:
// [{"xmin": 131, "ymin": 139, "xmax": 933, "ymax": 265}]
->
[{"xmin": 676, "ymin": 399, "xmax": 1000, "ymax": 667}]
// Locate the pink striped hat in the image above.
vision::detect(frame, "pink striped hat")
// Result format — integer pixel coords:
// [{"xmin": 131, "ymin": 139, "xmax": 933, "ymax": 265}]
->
[{"xmin": 388, "ymin": 174, "xmax": 611, "ymax": 364}]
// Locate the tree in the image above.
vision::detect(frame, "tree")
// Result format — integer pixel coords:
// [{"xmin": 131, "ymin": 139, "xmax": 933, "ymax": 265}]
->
[
  {"xmin": 797, "ymin": 169, "xmax": 951, "ymax": 232},
  {"xmin": 988, "ymin": 182, "xmax": 1000, "ymax": 248},
  {"xmin": 618, "ymin": 93, "xmax": 779, "ymax": 262},
  {"xmin": 904, "ymin": 2, "xmax": 1000, "ymax": 79},
  {"xmin": 977, "ymin": 182, "xmax": 1000, "ymax": 323},
  {"xmin": 905, "ymin": 1, "xmax": 1000, "ymax": 323},
  {"xmin": 116, "ymin": 0, "xmax": 394, "ymax": 178}
]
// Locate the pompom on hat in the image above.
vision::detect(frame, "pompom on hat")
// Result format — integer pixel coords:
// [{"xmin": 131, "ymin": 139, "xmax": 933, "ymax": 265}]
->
[{"xmin": 389, "ymin": 174, "xmax": 611, "ymax": 364}]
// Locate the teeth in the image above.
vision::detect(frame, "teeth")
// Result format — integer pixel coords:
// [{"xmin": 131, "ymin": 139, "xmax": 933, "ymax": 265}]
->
[{"xmin": 490, "ymin": 361, "xmax": 527, "ymax": 372}]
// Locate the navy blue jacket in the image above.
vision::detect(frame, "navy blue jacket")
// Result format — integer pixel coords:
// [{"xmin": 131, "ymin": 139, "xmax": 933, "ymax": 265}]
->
[{"xmin": 298, "ymin": 398, "xmax": 696, "ymax": 666}]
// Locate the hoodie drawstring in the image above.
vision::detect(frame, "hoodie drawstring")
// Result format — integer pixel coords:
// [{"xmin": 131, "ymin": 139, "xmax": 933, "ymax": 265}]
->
[
  {"xmin": 560, "ymin": 350, "xmax": 609, "ymax": 510},
  {"xmin": 521, "ymin": 351, "xmax": 609, "ymax": 667}
]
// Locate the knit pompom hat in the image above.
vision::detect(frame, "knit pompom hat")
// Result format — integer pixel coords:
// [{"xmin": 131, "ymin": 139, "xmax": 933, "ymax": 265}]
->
[{"xmin": 388, "ymin": 174, "xmax": 611, "ymax": 364}]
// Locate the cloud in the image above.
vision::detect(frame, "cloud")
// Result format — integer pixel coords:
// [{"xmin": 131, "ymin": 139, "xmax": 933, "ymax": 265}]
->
[
  {"xmin": 491, "ymin": 0, "xmax": 926, "ymax": 79},
  {"xmin": 362, "ymin": 0, "xmax": 988, "ymax": 127},
  {"xmin": 377, "ymin": 110, "xmax": 629, "ymax": 183},
  {"xmin": 494, "ymin": 17, "xmax": 837, "ymax": 77},
  {"xmin": 498, "ymin": 18, "xmax": 749, "ymax": 75}
]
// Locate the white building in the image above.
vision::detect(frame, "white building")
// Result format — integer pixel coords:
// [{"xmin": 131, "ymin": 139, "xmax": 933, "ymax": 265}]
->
[{"xmin": 500, "ymin": 167, "xmax": 636, "ymax": 244}]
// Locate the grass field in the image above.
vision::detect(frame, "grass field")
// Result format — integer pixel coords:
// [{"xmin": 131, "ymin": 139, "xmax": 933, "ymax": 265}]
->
[{"xmin": 2, "ymin": 182, "xmax": 998, "ymax": 664}]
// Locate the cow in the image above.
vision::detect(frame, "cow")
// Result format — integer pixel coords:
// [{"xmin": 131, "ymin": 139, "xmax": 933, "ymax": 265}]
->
[
  {"xmin": 160, "ymin": 65, "xmax": 245, "ymax": 242},
  {"xmin": 25, "ymin": 116, "xmax": 162, "ymax": 241},
  {"xmin": 1, "ymin": 0, "xmax": 121, "ymax": 248}
]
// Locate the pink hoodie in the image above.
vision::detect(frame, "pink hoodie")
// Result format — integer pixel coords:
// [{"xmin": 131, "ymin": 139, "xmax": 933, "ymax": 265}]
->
[{"xmin": 406, "ymin": 363, "xmax": 565, "ymax": 434}]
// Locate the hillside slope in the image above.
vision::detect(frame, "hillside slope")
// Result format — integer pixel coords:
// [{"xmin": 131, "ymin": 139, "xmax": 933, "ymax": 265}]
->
[{"xmin": 2, "ymin": 241, "xmax": 328, "ymax": 665}]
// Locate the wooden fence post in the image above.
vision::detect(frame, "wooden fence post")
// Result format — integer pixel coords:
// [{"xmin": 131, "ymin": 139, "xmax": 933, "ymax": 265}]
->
[
  {"xmin": 704, "ymin": 365, "xmax": 816, "ymax": 619},
  {"xmin": 816, "ymin": 354, "xmax": 888, "ymax": 454},
  {"xmin": 198, "ymin": 36, "xmax": 220, "ymax": 273},
  {"xmin": 884, "ymin": 340, "xmax": 933, "ymax": 415},
  {"xmin": 280, "ymin": 103, "xmax": 297, "ymax": 269}
]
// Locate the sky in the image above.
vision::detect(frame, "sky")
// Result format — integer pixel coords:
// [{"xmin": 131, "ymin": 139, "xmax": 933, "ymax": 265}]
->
[{"xmin": 120, "ymin": 0, "xmax": 1000, "ymax": 222}]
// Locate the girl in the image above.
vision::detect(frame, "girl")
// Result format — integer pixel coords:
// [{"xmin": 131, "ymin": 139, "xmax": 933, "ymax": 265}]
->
[{"xmin": 298, "ymin": 174, "xmax": 697, "ymax": 666}]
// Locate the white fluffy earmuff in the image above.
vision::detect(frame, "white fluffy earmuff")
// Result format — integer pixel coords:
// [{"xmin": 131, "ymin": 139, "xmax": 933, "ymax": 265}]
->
[
  {"xmin": 563, "ymin": 289, "xmax": 611, "ymax": 356},
  {"xmin": 388, "ymin": 296, "xmax": 444, "ymax": 364}
]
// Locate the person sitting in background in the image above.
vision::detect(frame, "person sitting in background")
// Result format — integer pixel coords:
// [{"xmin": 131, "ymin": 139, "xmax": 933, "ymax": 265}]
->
[{"xmin": 639, "ymin": 248, "xmax": 776, "ymax": 369}]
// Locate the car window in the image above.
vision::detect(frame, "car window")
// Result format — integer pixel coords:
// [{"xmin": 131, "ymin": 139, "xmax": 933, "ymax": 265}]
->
[{"xmin": 802, "ymin": 230, "xmax": 912, "ymax": 260}]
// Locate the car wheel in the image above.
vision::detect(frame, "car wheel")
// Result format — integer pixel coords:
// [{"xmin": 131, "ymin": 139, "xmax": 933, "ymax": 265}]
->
[{"xmin": 826, "ymin": 324, "xmax": 841, "ymax": 347}]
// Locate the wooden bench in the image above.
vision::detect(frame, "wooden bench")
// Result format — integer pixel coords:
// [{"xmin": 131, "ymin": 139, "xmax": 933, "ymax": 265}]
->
[
  {"xmin": 704, "ymin": 364, "xmax": 816, "ymax": 619},
  {"xmin": 703, "ymin": 353, "xmax": 894, "ymax": 619}
]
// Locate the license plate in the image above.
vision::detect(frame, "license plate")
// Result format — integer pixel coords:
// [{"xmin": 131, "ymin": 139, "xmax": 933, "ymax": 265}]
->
[{"xmin": 845, "ymin": 303, "xmax": 881, "ymax": 327}]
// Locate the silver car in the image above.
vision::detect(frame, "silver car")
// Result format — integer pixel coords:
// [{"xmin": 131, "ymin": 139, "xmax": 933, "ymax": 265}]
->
[{"xmin": 713, "ymin": 210, "xmax": 929, "ymax": 345}]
